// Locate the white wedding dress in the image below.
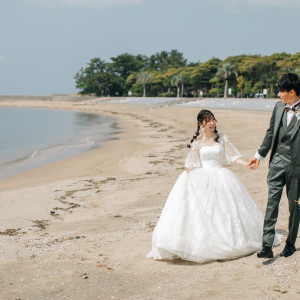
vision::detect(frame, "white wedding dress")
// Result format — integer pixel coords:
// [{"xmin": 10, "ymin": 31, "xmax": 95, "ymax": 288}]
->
[{"xmin": 147, "ymin": 133, "xmax": 280, "ymax": 263}]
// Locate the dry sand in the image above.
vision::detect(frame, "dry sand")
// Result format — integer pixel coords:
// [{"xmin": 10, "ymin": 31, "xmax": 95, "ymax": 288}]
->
[{"xmin": 0, "ymin": 100, "xmax": 299, "ymax": 300}]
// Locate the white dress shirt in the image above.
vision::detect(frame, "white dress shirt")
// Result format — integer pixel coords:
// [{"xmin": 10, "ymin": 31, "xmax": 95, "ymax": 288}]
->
[{"xmin": 255, "ymin": 99, "xmax": 300, "ymax": 161}]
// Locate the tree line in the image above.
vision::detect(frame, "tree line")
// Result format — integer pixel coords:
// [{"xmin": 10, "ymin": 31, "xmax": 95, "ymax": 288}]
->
[{"xmin": 74, "ymin": 50, "xmax": 300, "ymax": 98}]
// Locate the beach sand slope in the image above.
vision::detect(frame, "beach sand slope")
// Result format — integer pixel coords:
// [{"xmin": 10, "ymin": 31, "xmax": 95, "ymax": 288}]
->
[{"xmin": 0, "ymin": 100, "xmax": 299, "ymax": 299}]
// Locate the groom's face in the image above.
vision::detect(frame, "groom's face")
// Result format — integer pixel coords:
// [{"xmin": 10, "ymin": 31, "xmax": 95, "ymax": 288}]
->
[{"xmin": 278, "ymin": 89, "xmax": 295, "ymax": 104}]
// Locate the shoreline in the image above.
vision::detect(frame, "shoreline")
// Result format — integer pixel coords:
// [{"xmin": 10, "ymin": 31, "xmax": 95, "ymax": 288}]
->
[
  {"xmin": 0, "ymin": 98, "xmax": 273, "ymax": 189},
  {"xmin": 0, "ymin": 106, "xmax": 120, "ymax": 180},
  {"xmin": 0, "ymin": 101, "xmax": 138, "ymax": 190},
  {"xmin": 1, "ymin": 100, "xmax": 299, "ymax": 299}
]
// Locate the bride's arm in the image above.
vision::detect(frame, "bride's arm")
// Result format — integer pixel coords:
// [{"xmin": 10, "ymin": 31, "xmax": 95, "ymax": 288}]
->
[
  {"xmin": 234, "ymin": 158, "xmax": 248, "ymax": 167},
  {"xmin": 185, "ymin": 142, "xmax": 201, "ymax": 172},
  {"xmin": 186, "ymin": 166, "xmax": 197, "ymax": 173}
]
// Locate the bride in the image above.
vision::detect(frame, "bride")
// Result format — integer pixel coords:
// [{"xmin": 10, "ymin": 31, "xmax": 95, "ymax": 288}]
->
[{"xmin": 147, "ymin": 109, "xmax": 280, "ymax": 263}]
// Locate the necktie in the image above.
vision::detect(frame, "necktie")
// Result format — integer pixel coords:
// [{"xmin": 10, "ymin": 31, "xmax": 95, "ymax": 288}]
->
[
  {"xmin": 285, "ymin": 107, "xmax": 296, "ymax": 112},
  {"xmin": 285, "ymin": 103, "xmax": 300, "ymax": 112}
]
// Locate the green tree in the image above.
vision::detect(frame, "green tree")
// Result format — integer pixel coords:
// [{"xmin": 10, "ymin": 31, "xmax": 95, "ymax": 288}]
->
[
  {"xmin": 216, "ymin": 63, "xmax": 237, "ymax": 97},
  {"xmin": 74, "ymin": 58, "xmax": 123, "ymax": 96},
  {"xmin": 244, "ymin": 81, "xmax": 252, "ymax": 97},
  {"xmin": 190, "ymin": 58, "xmax": 221, "ymax": 95},
  {"xmin": 75, "ymin": 51, "xmax": 300, "ymax": 98},
  {"xmin": 171, "ymin": 74, "xmax": 185, "ymax": 98},
  {"xmin": 161, "ymin": 68, "xmax": 179, "ymax": 96},
  {"xmin": 136, "ymin": 71, "xmax": 152, "ymax": 97},
  {"xmin": 294, "ymin": 68, "xmax": 300, "ymax": 78},
  {"xmin": 238, "ymin": 55, "xmax": 278, "ymax": 97},
  {"xmin": 290, "ymin": 52, "xmax": 300, "ymax": 72},
  {"xmin": 110, "ymin": 53, "xmax": 148, "ymax": 79},
  {"xmin": 149, "ymin": 50, "xmax": 187, "ymax": 71},
  {"xmin": 236, "ymin": 75, "xmax": 246, "ymax": 97}
]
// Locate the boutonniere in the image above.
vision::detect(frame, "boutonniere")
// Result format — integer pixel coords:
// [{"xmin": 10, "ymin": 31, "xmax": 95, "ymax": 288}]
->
[{"xmin": 295, "ymin": 110, "xmax": 300, "ymax": 124}]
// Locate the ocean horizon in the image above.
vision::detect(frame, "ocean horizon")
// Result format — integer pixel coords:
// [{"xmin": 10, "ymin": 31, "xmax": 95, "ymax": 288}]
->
[{"xmin": 0, "ymin": 107, "xmax": 119, "ymax": 178}]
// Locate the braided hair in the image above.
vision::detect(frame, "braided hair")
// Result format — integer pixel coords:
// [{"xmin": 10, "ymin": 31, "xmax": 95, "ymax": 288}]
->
[{"xmin": 187, "ymin": 109, "xmax": 219, "ymax": 148}]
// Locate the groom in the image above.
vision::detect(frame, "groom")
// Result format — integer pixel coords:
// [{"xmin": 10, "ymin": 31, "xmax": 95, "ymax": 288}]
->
[{"xmin": 249, "ymin": 73, "xmax": 300, "ymax": 258}]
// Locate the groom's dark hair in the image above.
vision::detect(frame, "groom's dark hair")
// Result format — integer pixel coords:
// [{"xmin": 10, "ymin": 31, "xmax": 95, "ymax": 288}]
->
[{"xmin": 278, "ymin": 73, "xmax": 300, "ymax": 96}]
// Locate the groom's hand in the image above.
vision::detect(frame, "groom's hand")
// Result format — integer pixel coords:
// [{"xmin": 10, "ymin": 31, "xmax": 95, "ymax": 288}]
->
[{"xmin": 248, "ymin": 158, "xmax": 260, "ymax": 170}]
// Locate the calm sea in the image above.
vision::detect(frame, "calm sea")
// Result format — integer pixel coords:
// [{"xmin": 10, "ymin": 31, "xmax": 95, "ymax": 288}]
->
[{"xmin": 0, "ymin": 107, "xmax": 119, "ymax": 178}]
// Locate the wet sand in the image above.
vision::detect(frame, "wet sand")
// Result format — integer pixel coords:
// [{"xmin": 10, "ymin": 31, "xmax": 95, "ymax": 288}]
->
[{"xmin": 0, "ymin": 99, "xmax": 299, "ymax": 299}]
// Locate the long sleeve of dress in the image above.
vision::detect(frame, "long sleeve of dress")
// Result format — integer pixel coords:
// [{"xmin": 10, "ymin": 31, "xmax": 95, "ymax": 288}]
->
[
  {"xmin": 185, "ymin": 142, "xmax": 201, "ymax": 169},
  {"xmin": 221, "ymin": 134, "xmax": 242, "ymax": 165}
]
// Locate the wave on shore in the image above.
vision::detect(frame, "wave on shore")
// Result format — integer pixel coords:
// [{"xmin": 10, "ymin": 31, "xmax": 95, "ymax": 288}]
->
[{"xmin": 0, "ymin": 107, "xmax": 119, "ymax": 178}]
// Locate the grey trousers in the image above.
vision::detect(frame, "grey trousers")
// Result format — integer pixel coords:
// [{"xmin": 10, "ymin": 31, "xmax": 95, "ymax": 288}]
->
[{"xmin": 262, "ymin": 154, "xmax": 300, "ymax": 247}]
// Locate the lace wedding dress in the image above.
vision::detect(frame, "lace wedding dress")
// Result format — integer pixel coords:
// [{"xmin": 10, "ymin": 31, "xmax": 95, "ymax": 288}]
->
[{"xmin": 147, "ymin": 134, "xmax": 280, "ymax": 263}]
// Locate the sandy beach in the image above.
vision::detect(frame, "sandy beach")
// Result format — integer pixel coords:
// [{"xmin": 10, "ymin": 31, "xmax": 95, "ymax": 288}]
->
[{"xmin": 0, "ymin": 99, "xmax": 299, "ymax": 299}]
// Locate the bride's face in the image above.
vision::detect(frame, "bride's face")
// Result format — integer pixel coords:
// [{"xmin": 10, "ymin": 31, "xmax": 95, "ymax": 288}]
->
[{"xmin": 201, "ymin": 117, "xmax": 216, "ymax": 132}]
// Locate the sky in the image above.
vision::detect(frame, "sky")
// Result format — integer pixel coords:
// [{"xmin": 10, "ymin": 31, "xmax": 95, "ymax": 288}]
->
[{"xmin": 0, "ymin": 0, "xmax": 299, "ymax": 95}]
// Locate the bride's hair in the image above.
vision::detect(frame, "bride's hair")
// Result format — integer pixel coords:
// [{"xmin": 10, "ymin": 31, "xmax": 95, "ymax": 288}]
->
[{"xmin": 187, "ymin": 109, "xmax": 220, "ymax": 148}]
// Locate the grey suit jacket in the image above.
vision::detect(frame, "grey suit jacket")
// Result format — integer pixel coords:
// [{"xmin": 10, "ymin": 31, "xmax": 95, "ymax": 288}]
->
[{"xmin": 258, "ymin": 101, "xmax": 300, "ymax": 178}]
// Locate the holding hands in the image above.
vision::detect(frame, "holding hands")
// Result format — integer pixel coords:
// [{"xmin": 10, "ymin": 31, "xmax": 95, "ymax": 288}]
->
[{"xmin": 247, "ymin": 158, "xmax": 260, "ymax": 170}]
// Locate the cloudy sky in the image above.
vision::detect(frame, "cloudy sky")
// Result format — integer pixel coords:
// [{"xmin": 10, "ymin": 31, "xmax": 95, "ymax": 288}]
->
[{"xmin": 0, "ymin": 0, "xmax": 299, "ymax": 95}]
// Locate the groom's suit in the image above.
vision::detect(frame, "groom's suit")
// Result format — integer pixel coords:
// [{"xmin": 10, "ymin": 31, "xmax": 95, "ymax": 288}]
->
[{"xmin": 257, "ymin": 101, "xmax": 300, "ymax": 247}]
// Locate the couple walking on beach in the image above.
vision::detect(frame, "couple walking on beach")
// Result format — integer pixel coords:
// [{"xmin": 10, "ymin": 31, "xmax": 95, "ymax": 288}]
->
[{"xmin": 147, "ymin": 73, "xmax": 300, "ymax": 263}]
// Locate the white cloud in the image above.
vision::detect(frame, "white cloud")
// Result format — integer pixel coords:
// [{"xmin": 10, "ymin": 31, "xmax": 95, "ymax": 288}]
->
[
  {"xmin": 24, "ymin": 0, "xmax": 142, "ymax": 7},
  {"xmin": 0, "ymin": 55, "xmax": 5, "ymax": 62}
]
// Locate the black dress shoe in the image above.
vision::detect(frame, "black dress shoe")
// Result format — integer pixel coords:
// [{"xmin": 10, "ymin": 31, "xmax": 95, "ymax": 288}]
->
[
  {"xmin": 257, "ymin": 246, "xmax": 273, "ymax": 258},
  {"xmin": 280, "ymin": 241, "xmax": 296, "ymax": 257}
]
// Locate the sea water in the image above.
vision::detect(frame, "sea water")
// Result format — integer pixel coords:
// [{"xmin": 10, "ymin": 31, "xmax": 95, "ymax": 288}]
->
[{"xmin": 0, "ymin": 107, "xmax": 119, "ymax": 178}]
